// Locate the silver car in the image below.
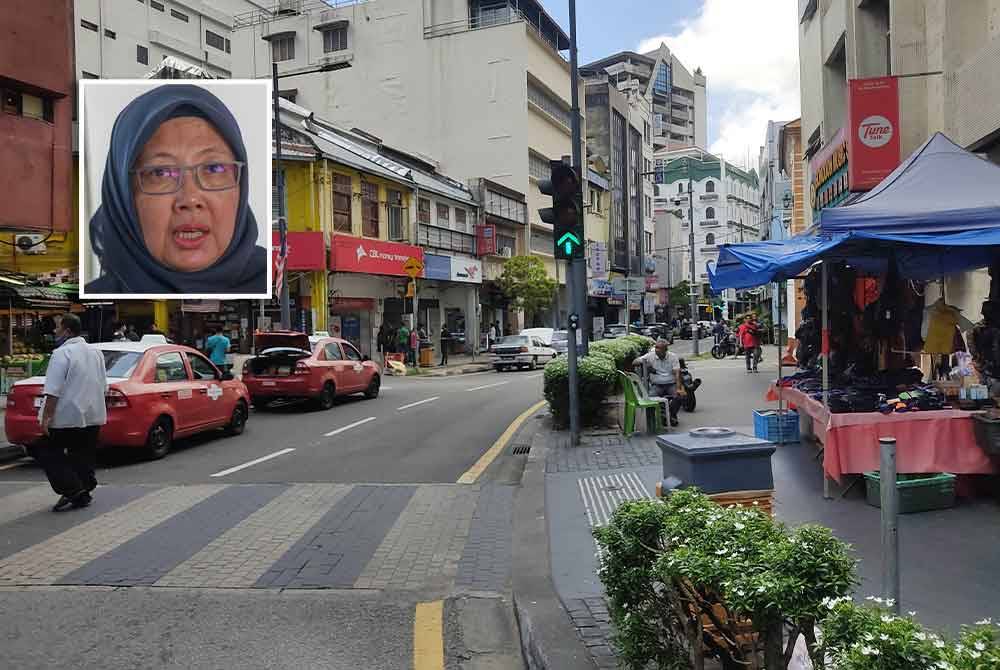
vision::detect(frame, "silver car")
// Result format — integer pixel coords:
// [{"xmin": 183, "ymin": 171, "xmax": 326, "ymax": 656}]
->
[{"xmin": 551, "ymin": 330, "xmax": 569, "ymax": 354}]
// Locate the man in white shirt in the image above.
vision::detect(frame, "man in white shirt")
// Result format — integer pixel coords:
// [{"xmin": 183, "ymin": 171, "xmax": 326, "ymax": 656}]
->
[
  {"xmin": 633, "ymin": 339, "xmax": 686, "ymax": 427},
  {"xmin": 34, "ymin": 314, "xmax": 108, "ymax": 512}
]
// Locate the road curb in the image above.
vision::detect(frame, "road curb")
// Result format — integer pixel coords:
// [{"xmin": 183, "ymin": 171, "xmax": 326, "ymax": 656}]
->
[{"xmin": 512, "ymin": 423, "xmax": 598, "ymax": 670}]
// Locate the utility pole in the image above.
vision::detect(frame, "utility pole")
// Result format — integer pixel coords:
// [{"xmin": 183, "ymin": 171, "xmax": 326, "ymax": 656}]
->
[
  {"xmin": 568, "ymin": 0, "xmax": 589, "ymax": 358},
  {"xmin": 273, "ymin": 63, "xmax": 291, "ymax": 330},
  {"xmin": 687, "ymin": 157, "xmax": 699, "ymax": 356}
]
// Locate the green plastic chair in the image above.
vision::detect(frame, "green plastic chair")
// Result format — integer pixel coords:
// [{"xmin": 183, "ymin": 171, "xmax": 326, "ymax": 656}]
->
[{"xmin": 620, "ymin": 371, "xmax": 664, "ymax": 434}]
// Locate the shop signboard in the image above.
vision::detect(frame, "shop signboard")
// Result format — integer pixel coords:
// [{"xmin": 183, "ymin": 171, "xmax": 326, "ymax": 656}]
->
[
  {"xmin": 329, "ymin": 235, "xmax": 423, "ymax": 277},
  {"xmin": 809, "ymin": 127, "xmax": 849, "ymax": 214},
  {"xmin": 424, "ymin": 254, "xmax": 451, "ymax": 281},
  {"xmin": 589, "ymin": 241, "xmax": 608, "ymax": 279},
  {"xmin": 589, "ymin": 278, "xmax": 613, "ymax": 298},
  {"xmin": 476, "ymin": 224, "xmax": 496, "ymax": 256},
  {"xmin": 848, "ymin": 76, "xmax": 900, "ymax": 191},
  {"xmin": 449, "ymin": 256, "xmax": 482, "ymax": 284},
  {"xmin": 271, "ymin": 231, "xmax": 327, "ymax": 271}
]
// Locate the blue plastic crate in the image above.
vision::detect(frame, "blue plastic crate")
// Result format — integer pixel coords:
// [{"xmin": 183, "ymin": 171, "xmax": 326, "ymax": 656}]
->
[{"xmin": 753, "ymin": 409, "xmax": 800, "ymax": 443}]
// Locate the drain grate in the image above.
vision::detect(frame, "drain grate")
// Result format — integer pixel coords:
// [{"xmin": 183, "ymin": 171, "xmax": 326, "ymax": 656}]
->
[{"xmin": 511, "ymin": 444, "xmax": 531, "ymax": 455}]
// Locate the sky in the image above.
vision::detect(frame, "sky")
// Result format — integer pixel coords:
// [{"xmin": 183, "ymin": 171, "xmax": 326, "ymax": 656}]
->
[{"xmin": 540, "ymin": 0, "xmax": 801, "ymax": 170}]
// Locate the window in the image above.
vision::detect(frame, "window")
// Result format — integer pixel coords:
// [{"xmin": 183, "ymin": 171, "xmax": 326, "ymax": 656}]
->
[
  {"xmin": 137, "ymin": 45, "xmax": 148, "ymax": 65},
  {"xmin": 418, "ymin": 197, "xmax": 431, "ymax": 224},
  {"xmin": 678, "ymin": 183, "xmax": 684, "ymax": 193},
  {"xmin": 271, "ymin": 168, "xmax": 286, "ymax": 219},
  {"xmin": 154, "ymin": 353, "xmax": 187, "ymax": 383},
  {"xmin": 81, "ymin": 19, "xmax": 98, "ymax": 32},
  {"xmin": 333, "ymin": 173, "xmax": 352, "ymax": 233},
  {"xmin": 485, "ymin": 189, "xmax": 527, "ymax": 224},
  {"xmin": 206, "ymin": 30, "xmax": 231, "ymax": 54},
  {"xmin": 705, "ymin": 233, "xmax": 715, "ymax": 246},
  {"xmin": 643, "ymin": 121, "xmax": 650, "ymax": 144},
  {"xmin": 324, "ymin": 343, "xmax": 343, "ymax": 361},
  {"xmin": 705, "ymin": 180, "xmax": 715, "ymax": 193},
  {"xmin": 81, "ymin": 71, "xmax": 99, "ymax": 79},
  {"xmin": 455, "ymin": 208, "xmax": 467, "ymax": 232},
  {"xmin": 2, "ymin": 90, "xmax": 52, "ymax": 122},
  {"xmin": 497, "ymin": 233, "xmax": 516, "ymax": 255},
  {"xmin": 272, "ymin": 35, "xmax": 295, "ymax": 62},
  {"xmin": 654, "ymin": 63, "xmax": 671, "ymax": 96},
  {"xmin": 705, "ymin": 207, "xmax": 716, "ymax": 219},
  {"xmin": 171, "ymin": 9, "xmax": 189, "ymax": 22},
  {"xmin": 528, "ymin": 151, "xmax": 549, "ymax": 180},
  {"xmin": 105, "ymin": 29, "xmax": 116, "ymax": 39},
  {"xmin": 103, "ymin": 351, "xmax": 142, "ymax": 378},
  {"xmin": 527, "ymin": 80, "xmax": 572, "ymax": 128},
  {"xmin": 645, "ymin": 231, "xmax": 653, "ymax": 253},
  {"xmin": 151, "ymin": 0, "xmax": 164, "ymax": 10},
  {"xmin": 436, "ymin": 203, "xmax": 450, "ymax": 228},
  {"xmin": 387, "ymin": 189, "xmax": 405, "ymax": 240},
  {"xmin": 361, "ymin": 181, "xmax": 379, "ymax": 237},
  {"xmin": 644, "ymin": 195, "xmax": 652, "ymax": 218},
  {"xmin": 343, "ymin": 343, "xmax": 363, "ymax": 362},
  {"xmin": 2, "ymin": 90, "xmax": 20, "ymax": 116},
  {"xmin": 323, "ymin": 25, "xmax": 347, "ymax": 52},
  {"xmin": 188, "ymin": 354, "xmax": 218, "ymax": 380}
]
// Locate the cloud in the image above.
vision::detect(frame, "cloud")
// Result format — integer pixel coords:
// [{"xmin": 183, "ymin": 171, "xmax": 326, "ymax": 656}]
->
[{"xmin": 638, "ymin": 0, "xmax": 800, "ymax": 168}]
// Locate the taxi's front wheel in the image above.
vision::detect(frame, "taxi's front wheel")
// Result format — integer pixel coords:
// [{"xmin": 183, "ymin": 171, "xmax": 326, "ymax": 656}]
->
[
  {"xmin": 226, "ymin": 401, "xmax": 248, "ymax": 436},
  {"xmin": 145, "ymin": 417, "xmax": 173, "ymax": 460}
]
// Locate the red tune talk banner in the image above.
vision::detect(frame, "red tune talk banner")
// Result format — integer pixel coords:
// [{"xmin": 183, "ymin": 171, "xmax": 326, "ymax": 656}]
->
[{"xmin": 848, "ymin": 76, "xmax": 900, "ymax": 191}]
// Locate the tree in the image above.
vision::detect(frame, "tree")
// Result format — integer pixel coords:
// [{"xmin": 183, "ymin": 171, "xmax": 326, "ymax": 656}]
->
[
  {"xmin": 498, "ymin": 255, "xmax": 558, "ymax": 325},
  {"xmin": 669, "ymin": 280, "xmax": 691, "ymax": 309}
]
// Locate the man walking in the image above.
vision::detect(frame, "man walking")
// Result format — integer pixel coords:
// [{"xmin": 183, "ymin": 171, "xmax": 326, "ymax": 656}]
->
[
  {"xmin": 737, "ymin": 314, "xmax": 761, "ymax": 373},
  {"xmin": 34, "ymin": 314, "xmax": 107, "ymax": 512},
  {"xmin": 410, "ymin": 326, "xmax": 421, "ymax": 367},
  {"xmin": 205, "ymin": 326, "xmax": 230, "ymax": 372},
  {"xmin": 633, "ymin": 339, "xmax": 685, "ymax": 427},
  {"xmin": 439, "ymin": 324, "xmax": 451, "ymax": 366},
  {"xmin": 398, "ymin": 323, "xmax": 411, "ymax": 366}
]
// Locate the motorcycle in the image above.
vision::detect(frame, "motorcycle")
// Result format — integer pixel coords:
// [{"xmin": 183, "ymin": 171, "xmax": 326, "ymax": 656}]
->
[
  {"xmin": 711, "ymin": 332, "xmax": 739, "ymax": 359},
  {"xmin": 677, "ymin": 358, "xmax": 701, "ymax": 412}
]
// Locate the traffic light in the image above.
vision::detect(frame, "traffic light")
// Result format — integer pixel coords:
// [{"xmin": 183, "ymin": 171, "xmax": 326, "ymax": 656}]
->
[{"xmin": 538, "ymin": 159, "xmax": 584, "ymax": 260}]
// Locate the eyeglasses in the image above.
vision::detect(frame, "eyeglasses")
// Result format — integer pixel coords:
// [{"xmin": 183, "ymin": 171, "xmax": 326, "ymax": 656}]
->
[{"xmin": 131, "ymin": 161, "xmax": 244, "ymax": 195}]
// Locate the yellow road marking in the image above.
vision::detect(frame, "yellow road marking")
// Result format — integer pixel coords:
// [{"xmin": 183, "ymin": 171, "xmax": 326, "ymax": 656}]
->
[
  {"xmin": 457, "ymin": 399, "xmax": 546, "ymax": 484},
  {"xmin": 413, "ymin": 600, "xmax": 444, "ymax": 670}
]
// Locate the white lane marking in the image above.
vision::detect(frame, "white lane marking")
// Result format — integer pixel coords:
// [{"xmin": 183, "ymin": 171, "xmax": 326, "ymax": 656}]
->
[
  {"xmin": 466, "ymin": 381, "xmax": 509, "ymax": 392},
  {"xmin": 210, "ymin": 448, "xmax": 295, "ymax": 478},
  {"xmin": 525, "ymin": 373, "xmax": 543, "ymax": 379},
  {"xmin": 397, "ymin": 396, "xmax": 440, "ymax": 411},
  {"xmin": 381, "ymin": 386, "xmax": 393, "ymax": 391},
  {"xmin": 324, "ymin": 416, "xmax": 377, "ymax": 437}
]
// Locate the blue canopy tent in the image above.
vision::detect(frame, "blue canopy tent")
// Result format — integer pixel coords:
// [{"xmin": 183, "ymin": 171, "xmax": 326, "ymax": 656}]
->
[{"xmin": 706, "ymin": 133, "xmax": 1000, "ymax": 496}]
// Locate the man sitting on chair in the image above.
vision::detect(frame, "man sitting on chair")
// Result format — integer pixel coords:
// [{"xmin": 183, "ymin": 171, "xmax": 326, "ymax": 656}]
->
[{"xmin": 633, "ymin": 339, "xmax": 686, "ymax": 427}]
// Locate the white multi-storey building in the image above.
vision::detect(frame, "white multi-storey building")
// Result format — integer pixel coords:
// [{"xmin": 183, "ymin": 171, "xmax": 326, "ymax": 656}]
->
[{"xmin": 234, "ymin": 0, "xmax": 580, "ymax": 327}]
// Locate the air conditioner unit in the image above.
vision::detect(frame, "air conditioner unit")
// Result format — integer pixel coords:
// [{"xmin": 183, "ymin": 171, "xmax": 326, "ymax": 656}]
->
[
  {"xmin": 14, "ymin": 234, "xmax": 47, "ymax": 255},
  {"xmin": 499, "ymin": 247, "xmax": 512, "ymax": 258}
]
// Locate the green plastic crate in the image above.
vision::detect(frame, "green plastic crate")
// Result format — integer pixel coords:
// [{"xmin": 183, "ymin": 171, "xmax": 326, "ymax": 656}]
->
[{"xmin": 864, "ymin": 471, "xmax": 956, "ymax": 514}]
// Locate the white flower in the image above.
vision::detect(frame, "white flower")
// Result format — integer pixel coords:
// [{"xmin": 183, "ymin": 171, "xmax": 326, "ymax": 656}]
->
[
  {"xmin": 915, "ymin": 632, "xmax": 927, "ymax": 641},
  {"xmin": 971, "ymin": 650, "xmax": 982, "ymax": 659},
  {"xmin": 936, "ymin": 662, "xmax": 952, "ymax": 670},
  {"xmin": 880, "ymin": 634, "xmax": 889, "ymax": 641},
  {"xmin": 975, "ymin": 618, "xmax": 993, "ymax": 625},
  {"xmin": 861, "ymin": 645, "xmax": 877, "ymax": 656},
  {"xmin": 885, "ymin": 598, "xmax": 896, "ymax": 607},
  {"xmin": 909, "ymin": 611, "xmax": 917, "ymax": 617},
  {"xmin": 716, "ymin": 548, "xmax": 728, "ymax": 555},
  {"xmin": 734, "ymin": 522, "xmax": 745, "ymax": 530},
  {"xmin": 934, "ymin": 640, "xmax": 946, "ymax": 649},
  {"xmin": 863, "ymin": 633, "xmax": 874, "ymax": 642},
  {"xmin": 882, "ymin": 615, "xmax": 895, "ymax": 623},
  {"xmin": 975, "ymin": 641, "xmax": 986, "ymax": 651}
]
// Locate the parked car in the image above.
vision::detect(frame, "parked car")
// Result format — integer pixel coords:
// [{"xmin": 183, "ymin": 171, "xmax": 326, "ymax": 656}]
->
[
  {"xmin": 4, "ymin": 342, "xmax": 250, "ymax": 460},
  {"xmin": 492, "ymin": 335, "xmax": 556, "ymax": 371},
  {"xmin": 242, "ymin": 331, "xmax": 381, "ymax": 410},
  {"xmin": 603, "ymin": 324, "xmax": 629, "ymax": 339},
  {"xmin": 519, "ymin": 327, "xmax": 555, "ymax": 346},
  {"xmin": 551, "ymin": 330, "xmax": 569, "ymax": 355}
]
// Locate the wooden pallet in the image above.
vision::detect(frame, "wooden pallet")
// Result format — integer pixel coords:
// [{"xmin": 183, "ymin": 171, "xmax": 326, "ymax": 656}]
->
[{"xmin": 653, "ymin": 484, "xmax": 775, "ymax": 518}]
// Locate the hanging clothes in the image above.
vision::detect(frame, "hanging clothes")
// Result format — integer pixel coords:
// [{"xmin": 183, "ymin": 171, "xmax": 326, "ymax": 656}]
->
[{"xmin": 922, "ymin": 298, "xmax": 975, "ymax": 354}]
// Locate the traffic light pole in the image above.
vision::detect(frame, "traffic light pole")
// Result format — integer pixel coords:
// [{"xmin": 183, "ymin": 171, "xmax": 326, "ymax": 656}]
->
[
  {"xmin": 688, "ymin": 158, "xmax": 699, "ymax": 356},
  {"xmin": 567, "ymin": 0, "xmax": 587, "ymax": 445},
  {"xmin": 273, "ymin": 63, "xmax": 291, "ymax": 330}
]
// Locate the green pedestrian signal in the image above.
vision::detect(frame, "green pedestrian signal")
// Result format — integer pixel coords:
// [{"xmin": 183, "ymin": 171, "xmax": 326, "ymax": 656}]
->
[{"xmin": 538, "ymin": 158, "xmax": 584, "ymax": 260}]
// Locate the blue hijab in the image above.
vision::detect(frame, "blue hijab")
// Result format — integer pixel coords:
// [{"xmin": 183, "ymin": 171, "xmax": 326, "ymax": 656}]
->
[{"xmin": 85, "ymin": 84, "xmax": 266, "ymax": 294}]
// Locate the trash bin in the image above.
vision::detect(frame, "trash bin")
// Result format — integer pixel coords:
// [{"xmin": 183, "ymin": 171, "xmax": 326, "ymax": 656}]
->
[
  {"xmin": 657, "ymin": 427, "xmax": 775, "ymax": 495},
  {"xmin": 419, "ymin": 345, "xmax": 435, "ymax": 367}
]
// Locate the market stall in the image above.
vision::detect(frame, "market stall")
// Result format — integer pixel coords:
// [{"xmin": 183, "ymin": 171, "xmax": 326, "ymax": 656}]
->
[
  {"xmin": 0, "ymin": 283, "xmax": 73, "ymax": 393},
  {"xmin": 709, "ymin": 133, "xmax": 1000, "ymax": 495}
]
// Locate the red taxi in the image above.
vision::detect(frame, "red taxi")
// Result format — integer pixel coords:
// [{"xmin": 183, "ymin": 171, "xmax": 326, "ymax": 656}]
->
[
  {"xmin": 242, "ymin": 331, "xmax": 381, "ymax": 409},
  {"xmin": 4, "ymin": 342, "xmax": 250, "ymax": 460}
]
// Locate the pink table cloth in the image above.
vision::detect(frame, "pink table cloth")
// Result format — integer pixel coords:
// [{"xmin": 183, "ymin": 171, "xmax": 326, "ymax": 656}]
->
[{"xmin": 768, "ymin": 385, "xmax": 996, "ymax": 482}]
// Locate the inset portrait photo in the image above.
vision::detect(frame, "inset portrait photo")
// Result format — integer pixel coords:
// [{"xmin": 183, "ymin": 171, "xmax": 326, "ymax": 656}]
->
[{"xmin": 79, "ymin": 80, "xmax": 271, "ymax": 298}]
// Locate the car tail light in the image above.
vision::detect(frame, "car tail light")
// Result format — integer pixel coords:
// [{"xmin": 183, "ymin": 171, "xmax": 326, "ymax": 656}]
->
[
  {"xmin": 294, "ymin": 360, "xmax": 310, "ymax": 375},
  {"xmin": 6, "ymin": 396, "xmax": 14, "ymax": 408},
  {"xmin": 519, "ymin": 346, "xmax": 529, "ymax": 353},
  {"xmin": 242, "ymin": 361, "xmax": 251, "ymax": 377},
  {"xmin": 105, "ymin": 388, "xmax": 130, "ymax": 409}
]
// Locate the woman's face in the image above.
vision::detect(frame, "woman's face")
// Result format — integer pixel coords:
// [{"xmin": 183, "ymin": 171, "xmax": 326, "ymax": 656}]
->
[{"xmin": 132, "ymin": 117, "xmax": 239, "ymax": 272}]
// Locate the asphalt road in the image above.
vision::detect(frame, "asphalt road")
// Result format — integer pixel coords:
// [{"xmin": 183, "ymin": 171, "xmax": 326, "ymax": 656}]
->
[{"xmin": 0, "ymin": 369, "xmax": 543, "ymax": 670}]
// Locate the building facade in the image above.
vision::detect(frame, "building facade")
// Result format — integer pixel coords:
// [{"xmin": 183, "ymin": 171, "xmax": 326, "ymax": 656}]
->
[
  {"xmin": 655, "ymin": 147, "xmax": 760, "ymax": 315},
  {"xmin": 797, "ymin": 0, "xmax": 1000, "ymax": 324},
  {"xmin": 758, "ymin": 119, "xmax": 795, "ymax": 334},
  {"xmin": 583, "ymin": 43, "xmax": 707, "ymax": 152},
  {"xmin": 236, "ymin": 0, "xmax": 578, "ymax": 300}
]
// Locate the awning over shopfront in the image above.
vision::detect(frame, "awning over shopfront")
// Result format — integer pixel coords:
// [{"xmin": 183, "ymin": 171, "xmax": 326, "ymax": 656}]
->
[
  {"xmin": 710, "ymin": 133, "xmax": 1000, "ymax": 291},
  {"xmin": 0, "ymin": 285, "xmax": 72, "ymax": 309}
]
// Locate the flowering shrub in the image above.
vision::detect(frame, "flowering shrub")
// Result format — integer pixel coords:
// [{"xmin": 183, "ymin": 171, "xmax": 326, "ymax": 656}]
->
[
  {"xmin": 542, "ymin": 354, "xmax": 618, "ymax": 428},
  {"xmin": 822, "ymin": 600, "xmax": 1000, "ymax": 670}
]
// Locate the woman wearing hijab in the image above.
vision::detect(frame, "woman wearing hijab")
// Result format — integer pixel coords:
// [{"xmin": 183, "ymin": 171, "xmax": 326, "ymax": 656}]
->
[{"xmin": 85, "ymin": 84, "xmax": 267, "ymax": 294}]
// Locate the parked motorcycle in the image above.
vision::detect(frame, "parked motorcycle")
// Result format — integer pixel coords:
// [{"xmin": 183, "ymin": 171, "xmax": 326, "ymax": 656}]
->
[
  {"xmin": 711, "ymin": 333, "xmax": 739, "ymax": 359},
  {"xmin": 677, "ymin": 358, "xmax": 701, "ymax": 412}
]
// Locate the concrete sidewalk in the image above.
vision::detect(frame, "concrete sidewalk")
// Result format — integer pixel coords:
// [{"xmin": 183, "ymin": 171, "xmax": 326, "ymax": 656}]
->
[{"xmin": 519, "ymin": 358, "xmax": 1000, "ymax": 668}]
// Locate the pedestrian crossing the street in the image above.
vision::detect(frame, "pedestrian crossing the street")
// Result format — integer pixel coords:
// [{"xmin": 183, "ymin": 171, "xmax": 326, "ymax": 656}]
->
[{"xmin": 0, "ymin": 481, "xmax": 514, "ymax": 596}]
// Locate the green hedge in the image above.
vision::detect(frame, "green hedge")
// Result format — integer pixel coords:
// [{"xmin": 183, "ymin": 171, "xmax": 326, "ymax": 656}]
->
[
  {"xmin": 589, "ymin": 335, "xmax": 654, "ymax": 371},
  {"xmin": 543, "ymin": 354, "xmax": 618, "ymax": 428}
]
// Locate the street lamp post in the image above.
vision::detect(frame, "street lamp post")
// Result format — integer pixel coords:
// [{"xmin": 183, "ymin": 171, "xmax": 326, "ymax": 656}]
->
[
  {"xmin": 686, "ymin": 157, "xmax": 699, "ymax": 356},
  {"xmin": 270, "ymin": 60, "xmax": 351, "ymax": 330}
]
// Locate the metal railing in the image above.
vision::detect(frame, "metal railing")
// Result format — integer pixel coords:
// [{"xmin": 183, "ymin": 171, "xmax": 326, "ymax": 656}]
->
[
  {"xmin": 233, "ymin": 0, "xmax": 369, "ymax": 30},
  {"xmin": 423, "ymin": 5, "xmax": 566, "ymax": 59}
]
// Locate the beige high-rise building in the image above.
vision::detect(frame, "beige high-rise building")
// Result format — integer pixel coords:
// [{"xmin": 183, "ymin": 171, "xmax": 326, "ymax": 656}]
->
[{"xmin": 797, "ymin": 0, "xmax": 1000, "ymax": 322}]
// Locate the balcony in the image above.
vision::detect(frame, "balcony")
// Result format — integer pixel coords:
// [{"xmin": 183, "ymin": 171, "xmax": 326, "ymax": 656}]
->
[
  {"xmin": 423, "ymin": 1, "xmax": 569, "ymax": 58},
  {"xmin": 418, "ymin": 223, "xmax": 476, "ymax": 256},
  {"xmin": 700, "ymin": 219, "xmax": 720, "ymax": 227},
  {"xmin": 699, "ymin": 193, "xmax": 718, "ymax": 201}
]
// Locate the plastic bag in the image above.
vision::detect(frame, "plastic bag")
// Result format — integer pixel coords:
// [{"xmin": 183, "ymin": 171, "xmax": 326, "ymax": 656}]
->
[{"xmin": 787, "ymin": 633, "xmax": 814, "ymax": 670}]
